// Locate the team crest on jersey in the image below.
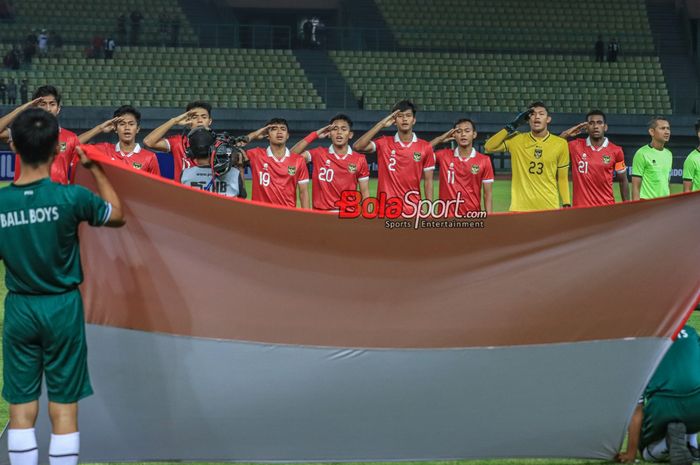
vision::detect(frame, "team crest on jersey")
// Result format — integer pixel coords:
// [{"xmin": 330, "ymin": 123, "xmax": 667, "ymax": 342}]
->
[
  {"xmin": 602, "ymin": 155, "xmax": 611, "ymax": 164},
  {"xmin": 471, "ymin": 164, "xmax": 480, "ymax": 174},
  {"xmin": 288, "ymin": 166, "xmax": 296, "ymax": 175},
  {"xmin": 413, "ymin": 152, "xmax": 421, "ymax": 162},
  {"xmin": 132, "ymin": 162, "xmax": 143, "ymax": 170},
  {"xmin": 60, "ymin": 142, "xmax": 67, "ymax": 152},
  {"xmin": 348, "ymin": 163, "xmax": 357, "ymax": 173},
  {"xmin": 534, "ymin": 148, "xmax": 543, "ymax": 159}
]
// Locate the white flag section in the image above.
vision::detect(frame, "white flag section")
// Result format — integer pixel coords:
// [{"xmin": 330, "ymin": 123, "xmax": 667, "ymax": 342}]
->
[{"xmin": 0, "ymin": 163, "xmax": 698, "ymax": 463}]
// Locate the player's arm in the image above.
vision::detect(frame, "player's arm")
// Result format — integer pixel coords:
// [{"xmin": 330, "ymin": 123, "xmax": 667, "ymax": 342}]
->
[
  {"xmin": 143, "ymin": 110, "xmax": 195, "ymax": 152},
  {"xmin": 77, "ymin": 147, "xmax": 125, "ymax": 227},
  {"xmin": 558, "ymin": 122, "xmax": 587, "ymax": 140},
  {"xmin": 616, "ymin": 404, "xmax": 642, "ymax": 463},
  {"xmin": 359, "ymin": 179, "xmax": 370, "ymax": 199},
  {"xmin": 557, "ymin": 144, "xmax": 571, "ymax": 207},
  {"xmin": 682, "ymin": 156, "xmax": 695, "ymax": 193},
  {"xmin": 290, "ymin": 125, "xmax": 331, "ymax": 162},
  {"xmin": 423, "ymin": 168, "xmax": 434, "ymax": 201},
  {"xmin": 429, "ymin": 128, "xmax": 457, "ymax": 148},
  {"xmin": 77, "ymin": 117, "xmax": 123, "ymax": 144},
  {"xmin": 0, "ymin": 128, "xmax": 9, "ymax": 143},
  {"xmin": 631, "ymin": 150, "xmax": 645, "ymax": 201},
  {"xmin": 0, "ymin": 97, "xmax": 42, "ymax": 138},
  {"xmin": 298, "ymin": 182, "xmax": 310, "ymax": 209},
  {"xmin": 484, "ymin": 109, "xmax": 531, "ymax": 153},
  {"xmin": 353, "ymin": 110, "xmax": 399, "ymax": 153},
  {"xmin": 482, "ymin": 181, "xmax": 493, "ymax": 213},
  {"xmin": 616, "ymin": 171, "xmax": 630, "ymax": 201}
]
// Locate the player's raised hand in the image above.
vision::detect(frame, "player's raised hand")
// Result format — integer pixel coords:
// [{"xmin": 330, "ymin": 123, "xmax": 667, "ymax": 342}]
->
[
  {"xmin": 614, "ymin": 450, "xmax": 637, "ymax": 463},
  {"xmin": 316, "ymin": 124, "xmax": 332, "ymax": 139},
  {"xmin": 442, "ymin": 127, "xmax": 458, "ymax": 143},
  {"xmin": 382, "ymin": 110, "xmax": 400, "ymax": 128},
  {"xmin": 24, "ymin": 97, "xmax": 43, "ymax": 109},
  {"xmin": 172, "ymin": 110, "xmax": 196, "ymax": 127},
  {"xmin": 560, "ymin": 122, "xmax": 588, "ymax": 139},
  {"xmin": 505, "ymin": 108, "xmax": 533, "ymax": 133},
  {"xmin": 251, "ymin": 125, "xmax": 272, "ymax": 140},
  {"xmin": 100, "ymin": 117, "xmax": 123, "ymax": 133}
]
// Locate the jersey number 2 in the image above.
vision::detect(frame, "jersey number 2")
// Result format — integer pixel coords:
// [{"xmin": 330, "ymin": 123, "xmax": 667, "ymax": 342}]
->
[{"xmin": 388, "ymin": 158, "xmax": 397, "ymax": 172}]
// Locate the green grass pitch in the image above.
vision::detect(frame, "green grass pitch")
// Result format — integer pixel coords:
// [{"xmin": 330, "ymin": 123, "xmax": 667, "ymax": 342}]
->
[{"xmin": 0, "ymin": 180, "xmax": 696, "ymax": 464}]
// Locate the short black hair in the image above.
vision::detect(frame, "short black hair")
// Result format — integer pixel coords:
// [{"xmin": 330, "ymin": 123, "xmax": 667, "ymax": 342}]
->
[
  {"xmin": 586, "ymin": 109, "xmax": 607, "ymax": 123},
  {"xmin": 694, "ymin": 119, "xmax": 700, "ymax": 134},
  {"xmin": 265, "ymin": 117, "xmax": 289, "ymax": 130},
  {"xmin": 391, "ymin": 99, "xmax": 417, "ymax": 115},
  {"xmin": 528, "ymin": 101, "xmax": 549, "ymax": 114},
  {"xmin": 186, "ymin": 100, "xmax": 212, "ymax": 117},
  {"xmin": 648, "ymin": 116, "xmax": 669, "ymax": 130},
  {"xmin": 32, "ymin": 85, "xmax": 61, "ymax": 106},
  {"xmin": 329, "ymin": 113, "xmax": 353, "ymax": 128},
  {"xmin": 113, "ymin": 105, "xmax": 141, "ymax": 125},
  {"xmin": 11, "ymin": 108, "xmax": 59, "ymax": 166},
  {"xmin": 453, "ymin": 118, "xmax": 477, "ymax": 131}
]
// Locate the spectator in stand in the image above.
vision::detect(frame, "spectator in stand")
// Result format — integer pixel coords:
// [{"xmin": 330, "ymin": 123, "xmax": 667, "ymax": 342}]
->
[
  {"xmin": 0, "ymin": 79, "xmax": 6, "ymax": 104},
  {"xmin": 50, "ymin": 30, "xmax": 63, "ymax": 56},
  {"xmin": 37, "ymin": 29, "xmax": 48, "ymax": 55},
  {"xmin": 159, "ymin": 13, "xmax": 169, "ymax": 47},
  {"xmin": 19, "ymin": 79, "xmax": 27, "ymax": 104},
  {"xmin": 170, "ymin": 16, "xmax": 180, "ymax": 47},
  {"xmin": 130, "ymin": 10, "xmax": 143, "ymax": 45},
  {"xmin": 104, "ymin": 37, "xmax": 116, "ymax": 59},
  {"xmin": 91, "ymin": 33, "xmax": 104, "ymax": 59},
  {"xmin": 10, "ymin": 45, "xmax": 20, "ymax": 69},
  {"xmin": 608, "ymin": 38, "xmax": 620, "ymax": 63},
  {"xmin": 117, "ymin": 13, "xmax": 127, "ymax": 46},
  {"xmin": 7, "ymin": 79, "xmax": 17, "ymax": 105},
  {"xmin": 302, "ymin": 19, "xmax": 312, "ymax": 48},
  {"xmin": 0, "ymin": 0, "xmax": 10, "ymax": 20},
  {"xmin": 22, "ymin": 37, "xmax": 35, "ymax": 64},
  {"xmin": 595, "ymin": 35, "xmax": 604, "ymax": 62}
]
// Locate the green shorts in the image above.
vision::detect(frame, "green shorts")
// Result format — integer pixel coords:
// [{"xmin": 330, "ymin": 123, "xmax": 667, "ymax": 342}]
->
[
  {"xmin": 2, "ymin": 289, "xmax": 93, "ymax": 404},
  {"xmin": 640, "ymin": 390, "xmax": 700, "ymax": 450}
]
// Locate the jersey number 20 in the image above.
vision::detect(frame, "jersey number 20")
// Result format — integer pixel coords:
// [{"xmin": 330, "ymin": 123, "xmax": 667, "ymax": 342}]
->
[{"xmin": 318, "ymin": 167, "xmax": 335, "ymax": 182}]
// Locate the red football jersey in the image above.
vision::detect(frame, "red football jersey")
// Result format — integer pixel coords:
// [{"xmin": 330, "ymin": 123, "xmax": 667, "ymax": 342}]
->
[
  {"xmin": 89, "ymin": 142, "xmax": 161, "ymax": 175},
  {"xmin": 436, "ymin": 147, "xmax": 494, "ymax": 215},
  {"xmin": 13, "ymin": 127, "xmax": 79, "ymax": 184},
  {"xmin": 569, "ymin": 137, "xmax": 626, "ymax": 207},
  {"xmin": 372, "ymin": 133, "xmax": 435, "ymax": 201},
  {"xmin": 247, "ymin": 147, "xmax": 310, "ymax": 208},
  {"xmin": 166, "ymin": 134, "xmax": 195, "ymax": 181},
  {"xmin": 307, "ymin": 146, "xmax": 370, "ymax": 211}
]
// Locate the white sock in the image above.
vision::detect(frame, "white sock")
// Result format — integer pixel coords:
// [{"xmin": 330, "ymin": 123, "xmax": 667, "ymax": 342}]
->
[
  {"xmin": 688, "ymin": 433, "xmax": 698, "ymax": 448},
  {"xmin": 643, "ymin": 437, "xmax": 669, "ymax": 462},
  {"xmin": 49, "ymin": 432, "xmax": 79, "ymax": 465},
  {"xmin": 8, "ymin": 428, "xmax": 38, "ymax": 465}
]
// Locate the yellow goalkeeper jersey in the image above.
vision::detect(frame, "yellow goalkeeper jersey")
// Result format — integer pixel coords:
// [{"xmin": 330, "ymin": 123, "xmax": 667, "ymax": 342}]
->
[{"xmin": 489, "ymin": 131, "xmax": 570, "ymax": 211}]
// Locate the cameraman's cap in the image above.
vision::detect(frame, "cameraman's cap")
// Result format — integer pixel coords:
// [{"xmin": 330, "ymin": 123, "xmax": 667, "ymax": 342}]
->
[{"xmin": 188, "ymin": 126, "xmax": 215, "ymax": 158}]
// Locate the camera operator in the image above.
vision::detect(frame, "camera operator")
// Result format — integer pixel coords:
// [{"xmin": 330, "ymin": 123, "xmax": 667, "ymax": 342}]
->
[{"xmin": 180, "ymin": 126, "xmax": 247, "ymax": 199}]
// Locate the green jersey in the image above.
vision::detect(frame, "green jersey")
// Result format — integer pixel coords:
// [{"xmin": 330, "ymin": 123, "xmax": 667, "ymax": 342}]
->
[
  {"xmin": 645, "ymin": 326, "xmax": 700, "ymax": 398},
  {"xmin": 631, "ymin": 144, "xmax": 673, "ymax": 199},
  {"xmin": 0, "ymin": 178, "xmax": 111, "ymax": 294},
  {"xmin": 682, "ymin": 149, "xmax": 700, "ymax": 191}
]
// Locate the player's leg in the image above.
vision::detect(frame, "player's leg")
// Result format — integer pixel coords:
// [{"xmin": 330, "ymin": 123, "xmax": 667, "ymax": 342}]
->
[
  {"xmin": 3, "ymin": 293, "xmax": 45, "ymax": 465},
  {"xmin": 47, "ymin": 402, "xmax": 79, "ymax": 465},
  {"xmin": 41, "ymin": 290, "xmax": 93, "ymax": 465}
]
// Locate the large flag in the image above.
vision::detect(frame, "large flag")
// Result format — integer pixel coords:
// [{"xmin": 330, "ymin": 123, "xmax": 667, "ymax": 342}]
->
[{"xmin": 1, "ymin": 161, "xmax": 698, "ymax": 463}]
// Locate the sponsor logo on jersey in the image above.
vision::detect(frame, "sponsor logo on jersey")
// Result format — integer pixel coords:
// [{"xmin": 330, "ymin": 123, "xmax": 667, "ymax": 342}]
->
[
  {"xmin": 132, "ymin": 162, "xmax": 143, "ymax": 169},
  {"xmin": 288, "ymin": 166, "xmax": 296, "ymax": 175},
  {"xmin": 582, "ymin": 153, "xmax": 587, "ymax": 159},
  {"xmin": 263, "ymin": 163, "xmax": 269, "ymax": 171},
  {"xmin": 534, "ymin": 148, "xmax": 543, "ymax": 159},
  {"xmin": 60, "ymin": 142, "xmax": 67, "ymax": 152},
  {"xmin": 471, "ymin": 164, "xmax": 480, "ymax": 174},
  {"xmin": 348, "ymin": 163, "xmax": 357, "ymax": 173},
  {"xmin": 413, "ymin": 152, "xmax": 421, "ymax": 162},
  {"xmin": 602, "ymin": 155, "xmax": 611, "ymax": 164}
]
